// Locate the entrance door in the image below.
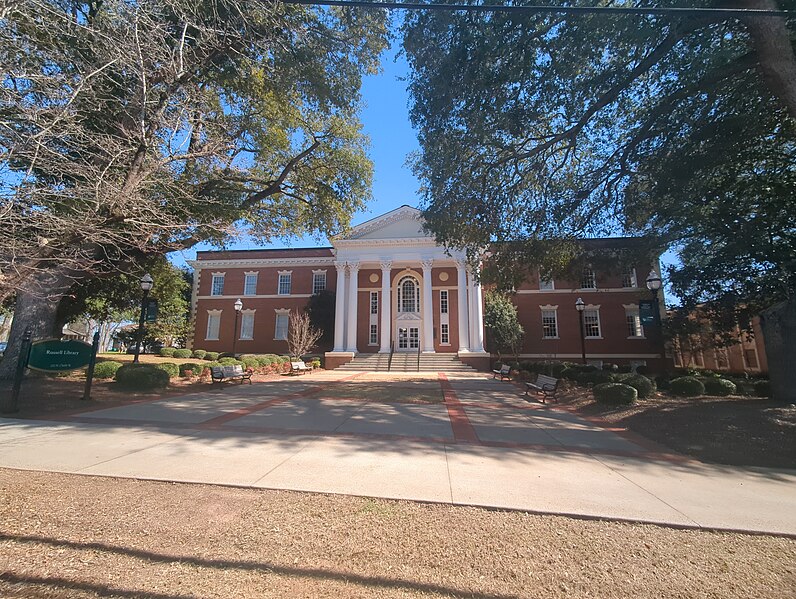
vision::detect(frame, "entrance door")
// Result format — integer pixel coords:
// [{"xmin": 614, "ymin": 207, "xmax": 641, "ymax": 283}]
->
[{"xmin": 397, "ymin": 327, "xmax": 420, "ymax": 351}]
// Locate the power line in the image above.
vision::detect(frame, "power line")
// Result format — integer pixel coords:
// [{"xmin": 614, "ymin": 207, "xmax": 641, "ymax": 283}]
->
[{"xmin": 281, "ymin": 0, "xmax": 792, "ymax": 18}]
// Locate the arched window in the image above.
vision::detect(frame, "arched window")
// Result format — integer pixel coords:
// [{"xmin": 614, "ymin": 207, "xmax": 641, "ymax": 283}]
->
[{"xmin": 398, "ymin": 276, "xmax": 419, "ymax": 313}]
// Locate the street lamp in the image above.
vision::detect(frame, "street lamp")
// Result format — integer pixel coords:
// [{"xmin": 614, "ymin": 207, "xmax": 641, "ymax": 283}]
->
[
  {"xmin": 232, "ymin": 298, "xmax": 243, "ymax": 357},
  {"xmin": 645, "ymin": 270, "xmax": 663, "ymax": 327},
  {"xmin": 133, "ymin": 273, "xmax": 154, "ymax": 364},
  {"xmin": 575, "ymin": 297, "xmax": 587, "ymax": 365}
]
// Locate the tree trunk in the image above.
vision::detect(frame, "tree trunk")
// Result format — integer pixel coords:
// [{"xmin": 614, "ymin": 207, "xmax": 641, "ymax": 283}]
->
[
  {"xmin": 759, "ymin": 297, "xmax": 796, "ymax": 403},
  {"xmin": 0, "ymin": 268, "xmax": 75, "ymax": 379}
]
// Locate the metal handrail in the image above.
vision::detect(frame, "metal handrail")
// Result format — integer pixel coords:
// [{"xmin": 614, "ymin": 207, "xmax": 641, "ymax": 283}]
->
[
  {"xmin": 388, "ymin": 340, "xmax": 395, "ymax": 372},
  {"xmin": 417, "ymin": 342, "xmax": 421, "ymax": 372}
]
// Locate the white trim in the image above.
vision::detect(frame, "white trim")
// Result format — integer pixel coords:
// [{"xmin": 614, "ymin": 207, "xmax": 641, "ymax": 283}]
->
[
  {"xmin": 515, "ymin": 288, "xmax": 643, "ymax": 294},
  {"xmin": 197, "ymin": 294, "xmax": 313, "ymax": 300},
  {"xmin": 190, "ymin": 257, "xmax": 335, "ymax": 268},
  {"xmin": 511, "ymin": 353, "xmax": 662, "ymax": 359}
]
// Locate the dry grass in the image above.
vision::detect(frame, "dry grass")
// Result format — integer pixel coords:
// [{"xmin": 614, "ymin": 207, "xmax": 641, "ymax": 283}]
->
[{"xmin": 0, "ymin": 469, "xmax": 793, "ymax": 598}]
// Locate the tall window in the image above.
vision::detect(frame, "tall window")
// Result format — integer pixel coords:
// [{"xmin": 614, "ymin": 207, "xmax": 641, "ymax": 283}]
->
[
  {"xmin": 211, "ymin": 274, "xmax": 225, "ymax": 296},
  {"xmin": 278, "ymin": 272, "xmax": 292, "ymax": 295},
  {"xmin": 370, "ymin": 324, "xmax": 378, "ymax": 345},
  {"xmin": 274, "ymin": 312, "xmax": 289, "ymax": 340},
  {"xmin": 441, "ymin": 323, "xmax": 449, "ymax": 344},
  {"xmin": 744, "ymin": 349, "xmax": 759, "ymax": 369},
  {"xmin": 541, "ymin": 309, "xmax": 558, "ymax": 338},
  {"xmin": 370, "ymin": 291, "xmax": 378, "ymax": 314},
  {"xmin": 584, "ymin": 309, "xmax": 601, "ymax": 337},
  {"xmin": 440, "ymin": 290, "xmax": 448, "ymax": 314},
  {"xmin": 206, "ymin": 311, "xmax": 221, "ymax": 340},
  {"xmin": 312, "ymin": 272, "xmax": 326, "ymax": 295},
  {"xmin": 622, "ymin": 268, "xmax": 637, "ymax": 288},
  {"xmin": 715, "ymin": 348, "xmax": 729, "ymax": 369},
  {"xmin": 625, "ymin": 308, "xmax": 643, "ymax": 337},
  {"xmin": 398, "ymin": 276, "xmax": 419, "ymax": 313},
  {"xmin": 244, "ymin": 273, "xmax": 258, "ymax": 296},
  {"xmin": 581, "ymin": 267, "xmax": 596, "ymax": 289},
  {"xmin": 240, "ymin": 311, "xmax": 255, "ymax": 340}
]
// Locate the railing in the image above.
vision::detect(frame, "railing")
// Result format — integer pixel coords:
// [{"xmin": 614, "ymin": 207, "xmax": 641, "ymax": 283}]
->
[
  {"xmin": 388, "ymin": 340, "xmax": 395, "ymax": 372},
  {"xmin": 417, "ymin": 343, "xmax": 421, "ymax": 372}
]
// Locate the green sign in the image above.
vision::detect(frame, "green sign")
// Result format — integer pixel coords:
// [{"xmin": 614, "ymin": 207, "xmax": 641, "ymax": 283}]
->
[
  {"xmin": 146, "ymin": 299, "xmax": 158, "ymax": 324},
  {"xmin": 28, "ymin": 339, "xmax": 93, "ymax": 371},
  {"xmin": 639, "ymin": 300, "xmax": 657, "ymax": 326}
]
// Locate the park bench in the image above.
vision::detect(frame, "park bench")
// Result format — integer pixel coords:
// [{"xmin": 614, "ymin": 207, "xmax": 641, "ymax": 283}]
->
[
  {"xmin": 290, "ymin": 361, "xmax": 311, "ymax": 375},
  {"xmin": 525, "ymin": 374, "xmax": 560, "ymax": 403},
  {"xmin": 210, "ymin": 365, "xmax": 252, "ymax": 385},
  {"xmin": 492, "ymin": 364, "xmax": 512, "ymax": 380}
]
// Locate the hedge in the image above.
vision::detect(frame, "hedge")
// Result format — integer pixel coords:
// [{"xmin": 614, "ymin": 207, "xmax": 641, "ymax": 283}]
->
[
  {"xmin": 115, "ymin": 364, "xmax": 170, "ymax": 390},
  {"xmin": 154, "ymin": 362, "xmax": 179, "ymax": 378},
  {"xmin": 754, "ymin": 380, "xmax": 772, "ymax": 398},
  {"xmin": 703, "ymin": 378, "xmax": 737, "ymax": 397},
  {"xmin": 172, "ymin": 348, "xmax": 192, "ymax": 359},
  {"xmin": 159, "ymin": 347, "xmax": 176, "ymax": 357},
  {"xmin": 93, "ymin": 360, "xmax": 123, "ymax": 379},
  {"xmin": 576, "ymin": 370, "xmax": 615, "ymax": 386},
  {"xmin": 593, "ymin": 383, "xmax": 637, "ymax": 405},
  {"xmin": 617, "ymin": 374, "xmax": 656, "ymax": 399},
  {"xmin": 192, "ymin": 349, "xmax": 207, "ymax": 359},
  {"xmin": 218, "ymin": 357, "xmax": 243, "ymax": 366},
  {"xmin": 204, "ymin": 351, "xmax": 220, "ymax": 361},
  {"xmin": 179, "ymin": 362, "xmax": 200, "ymax": 376},
  {"xmin": 669, "ymin": 376, "xmax": 705, "ymax": 397}
]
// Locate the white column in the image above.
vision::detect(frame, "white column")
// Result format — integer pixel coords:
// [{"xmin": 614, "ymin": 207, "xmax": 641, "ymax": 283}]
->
[
  {"xmin": 379, "ymin": 260, "xmax": 392, "ymax": 353},
  {"xmin": 471, "ymin": 263, "xmax": 485, "ymax": 352},
  {"xmin": 421, "ymin": 259, "xmax": 435, "ymax": 352},
  {"xmin": 333, "ymin": 261, "xmax": 347, "ymax": 352},
  {"xmin": 345, "ymin": 262, "xmax": 360, "ymax": 353},
  {"xmin": 456, "ymin": 260, "xmax": 470, "ymax": 352}
]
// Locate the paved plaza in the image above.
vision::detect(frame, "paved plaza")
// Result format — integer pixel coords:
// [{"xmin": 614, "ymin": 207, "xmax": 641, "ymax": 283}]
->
[{"xmin": 1, "ymin": 370, "xmax": 794, "ymax": 535}]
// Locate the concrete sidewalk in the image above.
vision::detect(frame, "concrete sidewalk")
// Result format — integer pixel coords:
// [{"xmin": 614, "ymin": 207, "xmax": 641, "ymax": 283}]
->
[{"xmin": 0, "ymin": 371, "xmax": 794, "ymax": 536}]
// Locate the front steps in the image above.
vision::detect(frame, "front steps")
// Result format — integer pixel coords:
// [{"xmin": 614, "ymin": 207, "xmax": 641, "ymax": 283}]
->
[{"xmin": 336, "ymin": 352, "xmax": 476, "ymax": 373}]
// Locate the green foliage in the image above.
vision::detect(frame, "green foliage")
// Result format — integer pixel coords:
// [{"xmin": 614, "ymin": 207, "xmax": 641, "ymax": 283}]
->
[
  {"xmin": 617, "ymin": 374, "xmax": 657, "ymax": 399},
  {"xmin": 204, "ymin": 352, "xmax": 220, "ymax": 361},
  {"xmin": 560, "ymin": 367, "xmax": 580, "ymax": 381},
  {"xmin": 192, "ymin": 350, "xmax": 207, "ymax": 359},
  {"xmin": 669, "ymin": 377, "xmax": 706, "ymax": 398},
  {"xmin": 702, "ymin": 378, "xmax": 737, "ymax": 397},
  {"xmin": 242, "ymin": 359, "xmax": 260, "ymax": 371},
  {"xmin": 218, "ymin": 357, "xmax": 243, "ymax": 367},
  {"xmin": 754, "ymin": 380, "xmax": 772, "ymax": 398},
  {"xmin": 159, "ymin": 348, "xmax": 176, "ymax": 358},
  {"xmin": 483, "ymin": 290, "xmax": 524, "ymax": 359},
  {"xmin": 593, "ymin": 383, "xmax": 637, "ymax": 406},
  {"xmin": 93, "ymin": 361, "xmax": 123, "ymax": 379},
  {"xmin": 115, "ymin": 364, "xmax": 170, "ymax": 390},
  {"xmin": 154, "ymin": 362, "xmax": 179, "ymax": 379},
  {"xmin": 172, "ymin": 349, "xmax": 192, "ymax": 359},
  {"xmin": 576, "ymin": 370, "xmax": 615, "ymax": 387},
  {"xmin": 179, "ymin": 363, "xmax": 199, "ymax": 376}
]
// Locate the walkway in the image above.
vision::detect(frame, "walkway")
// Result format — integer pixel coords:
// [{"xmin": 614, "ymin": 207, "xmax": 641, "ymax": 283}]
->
[{"xmin": 0, "ymin": 370, "xmax": 794, "ymax": 536}]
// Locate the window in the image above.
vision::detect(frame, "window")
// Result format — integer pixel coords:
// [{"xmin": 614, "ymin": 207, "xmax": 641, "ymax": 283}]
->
[
  {"xmin": 240, "ymin": 311, "xmax": 255, "ymax": 340},
  {"xmin": 584, "ymin": 309, "xmax": 601, "ymax": 337},
  {"xmin": 625, "ymin": 308, "xmax": 643, "ymax": 338},
  {"xmin": 244, "ymin": 273, "xmax": 258, "ymax": 296},
  {"xmin": 398, "ymin": 276, "xmax": 419, "ymax": 313},
  {"xmin": 211, "ymin": 274, "xmax": 225, "ymax": 296},
  {"xmin": 278, "ymin": 272, "xmax": 292, "ymax": 295},
  {"xmin": 622, "ymin": 268, "xmax": 637, "ymax": 288},
  {"xmin": 441, "ymin": 323, "xmax": 450, "ymax": 344},
  {"xmin": 370, "ymin": 324, "xmax": 378, "ymax": 345},
  {"xmin": 206, "ymin": 311, "xmax": 221, "ymax": 340},
  {"xmin": 370, "ymin": 291, "xmax": 378, "ymax": 315},
  {"xmin": 744, "ymin": 349, "xmax": 759, "ymax": 369},
  {"xmin": 541, "ymin": 309, "xmax": 558, "ymax": 338},
  {"xmin": 694, "ymin": 350, "xmax": 704, "ymax": 367},
  {"xmin": 581, "ymin": 267, "xmax": 596, "ymax": 289},
  {"xmin": 440, "ymin": 290, "xmax": 448, "ymax": 314},
  {"xmin": 715, "ymin": 348, "xmax": 729, "ymax": 369},
  {"xmin": 673, "ymin": 350, "xmax": 683, "ymax": 368},
  {"xmin": 274, "ymin": 312, "xmax": 289, "ymax": 340},
  {"xmin": 539, "ymin": 278, "xmax": 554, "ymax": 291},
  {"xmin": 312, "ymin": 271, "xmax": 326, "ymax": 295}
]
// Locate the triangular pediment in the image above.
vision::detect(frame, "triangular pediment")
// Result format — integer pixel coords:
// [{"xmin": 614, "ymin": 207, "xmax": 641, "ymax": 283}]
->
[{"xmin": 345, "ymin": 205, "xmax": 429, "ymax": 240}]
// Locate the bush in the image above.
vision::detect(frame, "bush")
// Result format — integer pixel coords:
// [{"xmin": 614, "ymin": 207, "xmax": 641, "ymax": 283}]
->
[
  {"xmin": 703, "ymin": 378, "xmax": 737, "ymax": 396},
  {"xmin": 593, "ymin": 383, "xmax": 637, "ymax": 405},
  {"xmin": 154, "ymin": 362, "xmax": 179, "ymax": 378},
  {"xmin": 576, "ymin": 370, "xmax": 615, "ymax": 386},
  {"xmin": 669, "ymin": 376, "xmax": 705, "ymax": 397},
  {"xmin": 257, "ymin": 356, "xmax": 274, "ymax": 367},
  {"xmin": 560, "ymin": 367, "xmax": 580, "ymax": 381},
  {"xmin": 204, "ymin": 351, "xmax": 220, "ymax": 361},
  {"xmin": 618, "ymin": 374, "xmax": 657, "ymax": 399},
  {"xmin": 179, "ymin": 362, "xmax": 199, "ymax": 376},
  {"xmin": 159, "ymin": 347, "xmax": 176, "ymax": 357},
  {"xmin": 516, "ymin": 370, "xmax": 532, "ymax": 382},
  {"xmin": 115, "ymin": 364, "xmax": 170, "ymax": 389},
  {"xmin": 192, "ymin": 349, "xmax": 207, "ymax": 359},
  {"xmin": 242, "ymin": 359, "xmax": 260, "ymax": 371},
  {"xmin": 93, "ymin": 360, "xmax": 123, "ymax": 379},
  {"xmin": 311, "ymin": 358, "xmax": 321, "ymax": 369},
  {"xmin": 172, "ymin": 349, "xmax": 192, "ymax": 359},
  {"xmin": 218, "ymin": 357, "xmax": 240, "ymax": 366},
  {"xmin": 754, "ymin": 380, "xmax": 772, "ymax": 398},
  {"xmin": 655, "ymin": 375, "xmax": 671, "ymax": 391}
]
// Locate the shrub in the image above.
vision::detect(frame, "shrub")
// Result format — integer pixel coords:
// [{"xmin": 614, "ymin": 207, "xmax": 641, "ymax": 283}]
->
[
  {"xmin": 618, "ymin": 374, "xmax": 657, "ymax": 399},
  {"xmin": 550, "ymin": 362, "xmax": 571, "ymax": 378},
  {"xmin": 669, "ymin": 376, "xmax": 705, "ymax": 397},
  {"xmin": 635, "ymin": 365, "xmax": 649, "ymax": 375},
  {"xmin": 655, "ymin": 375, "xmax": 671, "ymax": 391},
  {"xmin": 257, "ymin": 356, "xmax": 274, "ymax": 367},
  {"xmin": 173, "ymin": 349, "xmax": 192, "ymax": 359},
  {"xmin": 179, "ymin": 362, "xmax": 199, "ymax": 376},
  {"xmin": 192, "ymin": 349, "xmax": 207, "ymax": 359},
  {"xmin": 493, "ymin": 361, "xmax": 503, "ymax": 370},
  {"xmin": 560, "ymin": 367, "xmax": 580, "ymax": 381},
  {"xmin": 115, "ymin": 364, "xmax": 170, "ymax": 389},
  {"xmin": 754, "ymin": 380, "xmax": 772, "ymax": 398},
  {"xmin": 218, "ymin": 357, "xmax": 240, "ymax": 366},
  {"xmin": 242, "ymin": 359, "xmax": 260, "ymax": 371},
  {"xmin": 593, "ymin": 383, "xmax": 637, "ymax": 405},
  {"xmin": 93, "ymin": 360, "xmax": 123, "ymax": 379},
  {"xmin": 703, "ymin": 378, "xmax": 737, "ymax": 397},
  {"xmin": 204, "ymin": 351, "xmax": 220, "ymax": 361},
  {"xmin": 154, "ymin": 362, "xmax": 179, "ymax": 378},
  {"xmin": 311, "ymin": 358, "xmax": 321, "ymax": 369},
  {"xmin": 516, "ymin": 370, "xmax": 532, "ymax": 382},
  {"xmin": 159, "ymin": 347, "xmax": 176, "ymax": 357},
  {"xmin": 576, "ymin": 370, "xmax": 615, "ymax": 386}
]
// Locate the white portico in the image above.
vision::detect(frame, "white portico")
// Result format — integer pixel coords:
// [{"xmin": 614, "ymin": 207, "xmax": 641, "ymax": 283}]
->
[{"xmin": 325, "ymin": 206, "xmax": 487, "ymax": 366}]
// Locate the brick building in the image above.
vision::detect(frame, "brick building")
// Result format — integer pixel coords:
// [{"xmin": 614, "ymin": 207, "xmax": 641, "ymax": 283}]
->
[{"xmin": 189, "ymin": 206, "xmax": 667, "ymax": 370}]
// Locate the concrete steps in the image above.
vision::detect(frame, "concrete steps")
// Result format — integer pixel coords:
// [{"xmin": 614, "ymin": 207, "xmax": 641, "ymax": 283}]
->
[{"xmin": 336, "ymin": 353, "xmax": 475, "ymax": 373}]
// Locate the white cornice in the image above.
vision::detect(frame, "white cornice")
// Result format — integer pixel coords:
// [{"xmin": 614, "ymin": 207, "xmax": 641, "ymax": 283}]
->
[
  {"xmin": 191, "ymin": 257, "xmax": 335, "ymax": 269},
  {"xmin": 344, "ymin": 205, "xmax": 423, "ymax": 240},
  {"xmin": 334, "ymin": 237, "xmax": 439, "ymax": 248}
]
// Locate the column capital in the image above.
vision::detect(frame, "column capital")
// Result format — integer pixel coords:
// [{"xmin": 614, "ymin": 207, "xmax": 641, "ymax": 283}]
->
[
  {"xmin": 455, "ymin": 258, "xmax": 468, "ymax": 269},
  {"xmin": 379, "ymin": 260, "xmax": 392, "ymax": 272},
  {"xmin": 347, "ymin": 261, "xmax": 360, "ymax": 273},
  {"xmin": 421, "ymin": 258, "xmax": 434, "ymax": 271},
  {"xmin": 334, "ymin": 261, "xmax": 346, "ymax": 273}
]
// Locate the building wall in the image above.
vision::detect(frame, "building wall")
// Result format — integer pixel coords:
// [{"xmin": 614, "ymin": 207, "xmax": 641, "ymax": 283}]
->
[{"xmin": 672, "ymin": 316, "xmax": 768, "ymax": 374}]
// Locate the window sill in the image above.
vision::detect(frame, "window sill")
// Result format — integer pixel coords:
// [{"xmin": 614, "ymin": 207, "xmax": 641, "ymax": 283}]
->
[
  {"xmin": 542, "ymin": 336, "xmax": 560, "ymax": 340},
  {"xmin": 585, "ymin": 336, "xmax": 603, "ymax": 340},
  {"xmin": 205, "ymin": 338, "xmax": 219, "ymax": 341},
  {"xmin": 627, "ymin": 336, "xmax": 646, "ymax": 339}
]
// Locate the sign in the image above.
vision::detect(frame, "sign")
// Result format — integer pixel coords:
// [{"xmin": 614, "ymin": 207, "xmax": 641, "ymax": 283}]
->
[
  {"xmin": 639, "ymin": 300, "xmax": 657, "ymax": 326},
  {"xmin": 145, "ymin": 299, "xmax": 158, "ymax": 324},
  {"xmin": 28, "ymin": 339, "xmax": 93, "ymax": 371}
]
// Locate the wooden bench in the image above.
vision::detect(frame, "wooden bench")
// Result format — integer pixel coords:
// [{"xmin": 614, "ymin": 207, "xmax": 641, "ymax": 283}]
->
[
  {"xmin": 290, "ymin": 361, "xmax": 311, "ymax": 375},
  {"xmin": 492, "ymin": 364, "xmax": 512, "ymax": 380},
  {"xmin": 211, "ymin": 365, "xmax": 253, "ymax": 385},
  {"xmin": 525, "ymin": 374, "xmax": 560, "ymax": 403}
]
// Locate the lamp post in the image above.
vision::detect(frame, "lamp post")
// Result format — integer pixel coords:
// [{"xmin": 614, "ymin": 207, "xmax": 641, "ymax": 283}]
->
[
  {"xmin": 645, "ymin": 270, "xmax": 663, "ymax": 327},
  {"xmin": 575, "ymin": 297, "xmax": 587, "ymax": 365},
  {"xmin": 133, "ymin": 273, "xmax": 153, "ymax": 364},
  {"xmin": 232, "ymin": 298, "xmax": 243, "ymax": 357}
]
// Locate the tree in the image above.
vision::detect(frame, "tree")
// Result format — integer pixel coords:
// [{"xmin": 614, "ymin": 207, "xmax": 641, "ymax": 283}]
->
[
  {"xmin": 287, "ymin": 310, "xmax": 323, "ymax": 360},
  {"xmin": 403, "ymin": 1, "xmax": 796, "ymax": 398},
  {"xmin": 0, "ymin": 0, "xmax": 387, "ymax": 376},
  {"xmin": 483, "ymin": 290, "xmax": 524, "ymax": 362}
]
